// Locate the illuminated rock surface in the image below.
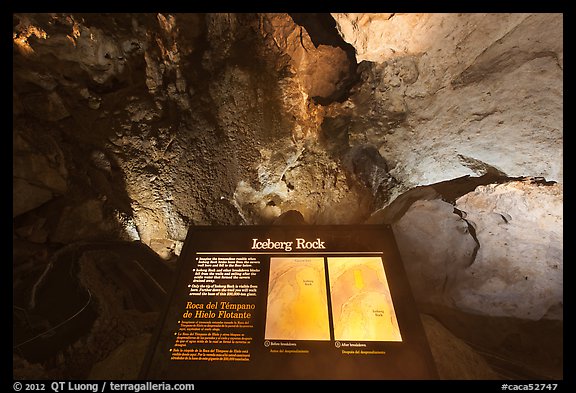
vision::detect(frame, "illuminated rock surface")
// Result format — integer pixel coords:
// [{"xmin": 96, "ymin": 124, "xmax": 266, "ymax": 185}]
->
[
  {"xmin": 454, "ymin": 180, "xmax": 563, "ymax": 321},
  {"xmin": 390, "ymin": 179, "xmax": 562, "ymax": 321},
  {"xmin": 13, "ymin": 12, "xmax": 562, "ymax": 379}
]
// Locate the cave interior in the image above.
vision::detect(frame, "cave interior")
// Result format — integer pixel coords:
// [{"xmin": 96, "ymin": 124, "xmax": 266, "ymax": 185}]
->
[{"xmin": 12, "ymin": 12, "xmax": 563, "ymax": 380}]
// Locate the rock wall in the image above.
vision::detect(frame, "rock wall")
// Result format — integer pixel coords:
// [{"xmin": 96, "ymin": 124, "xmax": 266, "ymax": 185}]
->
[{"xmin": 13, "ymin": 13, "xmax": 375, "ymax": 254}]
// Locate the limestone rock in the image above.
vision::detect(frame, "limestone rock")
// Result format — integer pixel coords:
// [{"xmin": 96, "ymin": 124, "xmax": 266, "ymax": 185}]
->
[
  {"xmin": 260, "ymin": 13, "xmax": 354, "ymax": 103},
  {"xmin": 392, "ymin": 198, "xmax": 478, "ymax": 306},
  {"xmin": 423, "ymin": 306, "xmax": 563, "ymax": 380},
  {"xmin": 454, "ymin": 180, "xmax": 563, "ymax": 320},
  {"xmin": 149, "ymin": 238, "xmax": 178, "ymax": 261},
  {"xmin": 15, "ymin": 243, "xmax": 170, "ymax": 378},
  {"xmin": 341, "ymin": 144, "xmax": 397, "ymax": 207},
  {"xmin": 391, "ymin": 179, "xmax": 562, "ymax": 321},
  {"xmin": 14, "ymin": 215, "xmax": 49, "ymax": 243},
  {"xmin": 332, "ymin": 13, "xmax": 563, "ymax": 187},
  {"xmin": 233, "ymin": 144, "xmax": 372, "ymax": 224}
]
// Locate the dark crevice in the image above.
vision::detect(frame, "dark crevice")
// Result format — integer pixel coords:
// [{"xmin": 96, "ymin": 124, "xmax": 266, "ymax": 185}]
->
[
  {"xmin": 288, "ymin": 13, "xmax": 360, "ymax": 105},
  {"xmin": 282, "ymin": 174, "xmax": 295, "ymax": 191},
  {"xmin": 431, "ymin": 173, "xmax": 522, "ymax": 205},
  {"xmin": 289, "ymin": 13, "xmax": 348, "ymax": 48},
  {"xmin": 453, "ymin": 207, "xmax": 480, "ymax": 267}
]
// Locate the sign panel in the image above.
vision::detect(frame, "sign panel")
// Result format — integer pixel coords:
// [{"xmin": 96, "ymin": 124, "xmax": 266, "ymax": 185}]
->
[{"xmin": 140, "ymin": 225, "xmax": 438, "ymax": 380}]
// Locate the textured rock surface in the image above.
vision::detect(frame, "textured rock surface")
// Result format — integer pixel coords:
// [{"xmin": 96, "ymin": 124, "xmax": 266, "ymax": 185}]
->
[
  {"xmin": 89, "ymin": 334, "xmax": 151, "ymax": 379},
  {"xmin": 261, "ymin": 13, "xmax": 357, "ymax": 104},
  {"xmin": 392, "ymin": 198, "xmax": 478, "ymax": 306},
  {"xmin": 391, "ymin": 179, "xmax": 562, "ymax": 321},
  {"xmin": 454, "ymin": 180, "xmax": 563, "ymax": 320},
  {"xmin": 332, "ymin": 13, "xmax": 563, "ymax": 187},
  {"xmin": 13, "ymin": 242, "xmax": 171, "ymax": 379}
]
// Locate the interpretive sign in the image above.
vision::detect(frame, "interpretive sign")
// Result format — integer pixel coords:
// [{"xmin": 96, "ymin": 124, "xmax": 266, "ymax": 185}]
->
[{"xmin": 140, "ymin": 225, "xmax": 438, "ymax": 380}]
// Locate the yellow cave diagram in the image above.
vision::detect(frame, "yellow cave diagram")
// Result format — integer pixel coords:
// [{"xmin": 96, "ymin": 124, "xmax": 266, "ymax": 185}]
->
[
  {"xmin": 327, "ymin": 257, "xmax": 402, "ymax": 342},
  {"xmin": 265, "ymin": 257, "xmax": 331, "ymax": 341},
  {"xmin": 264, "ymin": 256, "xmax": 402, "ymax": 342}
]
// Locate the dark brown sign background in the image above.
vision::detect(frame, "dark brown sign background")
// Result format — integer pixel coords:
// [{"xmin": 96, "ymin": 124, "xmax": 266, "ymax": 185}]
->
[{"xmin": 139, "ymin": 225, "xmax": 438, "ymax": 380}]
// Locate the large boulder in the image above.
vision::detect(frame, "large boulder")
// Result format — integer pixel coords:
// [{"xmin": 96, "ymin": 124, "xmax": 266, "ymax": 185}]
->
[{"xmin": 391, "ymin": 179, "xmax": 562, "ymax": 321}]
